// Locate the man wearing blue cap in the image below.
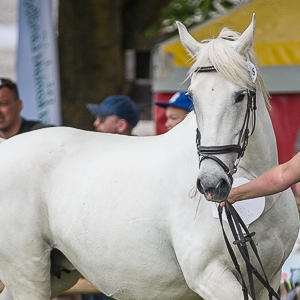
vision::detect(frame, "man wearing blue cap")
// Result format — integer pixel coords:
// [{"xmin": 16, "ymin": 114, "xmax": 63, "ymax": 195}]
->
[
  {"xmin": 155, "ymin": 91, "xmax": 194, "ymax": 131},
  {"xmin": 86, "ymin": 95, "xmax": 140, "ymax": 136},
  {"xmin": 85, "ymin": 98, "xmax": 139, "ymax": 298}
]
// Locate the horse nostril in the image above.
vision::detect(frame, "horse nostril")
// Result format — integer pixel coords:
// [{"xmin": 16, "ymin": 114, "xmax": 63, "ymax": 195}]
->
[
  {"xmin": 197, "ymin": 179, "xmax": 204, "ymax": 194},
  {"xmin": 216, "ymin": 178, "xmax": 231, "ymax": 197},
  {"xmin": 196, "ymin": 177, "xmax": 231, "ymax": 201}
]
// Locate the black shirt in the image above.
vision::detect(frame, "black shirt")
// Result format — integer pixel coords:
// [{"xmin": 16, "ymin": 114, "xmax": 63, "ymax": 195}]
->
[{"xmin": 17, "ymin": 118, "xmax": 53, "ymax": 135}]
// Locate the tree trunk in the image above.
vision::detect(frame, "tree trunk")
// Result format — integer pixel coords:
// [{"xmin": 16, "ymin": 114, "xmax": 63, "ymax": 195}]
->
[{"xmin": 58, "ymin": 0, "xmax": 172, "ymax": 129}]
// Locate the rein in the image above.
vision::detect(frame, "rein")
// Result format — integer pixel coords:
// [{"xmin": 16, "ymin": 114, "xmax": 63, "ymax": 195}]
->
[
  {"xmin": 194, "ymin": 65, "xmax": 279, "ymax": 299},
  {"xmin": 218, "ymin": 202, "xmax": 281, "ymax": 300}
]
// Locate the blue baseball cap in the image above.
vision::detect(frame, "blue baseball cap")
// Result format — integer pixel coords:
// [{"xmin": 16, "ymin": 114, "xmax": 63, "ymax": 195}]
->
[
  {"xmin": 86, "ymin": 95, "xmax": 140, "ymax": 126},
  {"xmin": 155, "ymin": 91, "xmax": 194, "ymax": 112}
]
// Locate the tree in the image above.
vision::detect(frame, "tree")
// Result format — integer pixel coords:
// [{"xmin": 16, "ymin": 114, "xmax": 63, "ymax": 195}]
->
[
  {"xmin": 58, "ymin": 0, "xmax": 238, "ymax": 129},
  {"xmin": 58, "ymin": 0, "xmax": 173, "ymax": 130},
  {"xmin": 146, "ymin": 0, "xmax": 236, "ymax": 37}
]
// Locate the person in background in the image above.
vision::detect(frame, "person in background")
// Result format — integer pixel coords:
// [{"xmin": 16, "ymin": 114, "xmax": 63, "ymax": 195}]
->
[
  {"xmin": 83, "ymin": 94, "xmax": 140, "ymax": 300},
  {"xmin": 86, "ymin": 95, "xmax": 139, "ymax": 136},
  {"xmin": 0, "ymin": 78, "xmax": 76, "ymax": 299},
  {"xmin": 155, "ymin": 91, "xmax": 194, "ymax": 131},
  {"xmin": 0, "ymin": 78, "xmax": 51, "ymax": 139}
]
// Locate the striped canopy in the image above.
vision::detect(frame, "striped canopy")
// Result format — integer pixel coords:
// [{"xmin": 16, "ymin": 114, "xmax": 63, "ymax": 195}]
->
[{"xmin": 163, "ymin": 0, "xmax": 300, "ymax": 67}]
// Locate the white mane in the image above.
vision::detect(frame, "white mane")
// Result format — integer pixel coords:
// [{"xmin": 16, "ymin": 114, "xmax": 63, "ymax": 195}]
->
[{"xmin": 188, "ymin": 27, "xmax": 270, "ymax": 108}]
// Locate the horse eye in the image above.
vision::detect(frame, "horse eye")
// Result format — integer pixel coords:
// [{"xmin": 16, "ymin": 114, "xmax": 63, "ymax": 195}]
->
[{"xmin": 235, "ymin": 93, "xmax": 246, "ymax": 103}]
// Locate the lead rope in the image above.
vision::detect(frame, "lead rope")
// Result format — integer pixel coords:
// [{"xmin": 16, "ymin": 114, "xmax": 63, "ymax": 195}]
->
[{"xmin": 218, "ymin": 202, "xmax": 281, "ymax": 300}]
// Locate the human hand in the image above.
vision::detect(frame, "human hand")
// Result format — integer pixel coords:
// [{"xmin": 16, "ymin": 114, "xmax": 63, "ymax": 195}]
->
[
  {"xmin": 219, "ymin": 189, "xmax": 236, "ymax": 207},
  {"xmin": 219, "ymin": 201, "xmax": 226, "ymax": 207}
]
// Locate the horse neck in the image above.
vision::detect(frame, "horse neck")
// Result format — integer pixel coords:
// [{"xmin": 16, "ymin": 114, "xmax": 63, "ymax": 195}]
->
[{"xmin": 239, "ymin": 93, "xmax": 278, "ymax": 177}]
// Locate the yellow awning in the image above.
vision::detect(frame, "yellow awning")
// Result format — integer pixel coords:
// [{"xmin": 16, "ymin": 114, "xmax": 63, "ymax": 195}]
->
[{"xmin": 163, "ymin": 0, "xmax": 300, "ymax": 67}]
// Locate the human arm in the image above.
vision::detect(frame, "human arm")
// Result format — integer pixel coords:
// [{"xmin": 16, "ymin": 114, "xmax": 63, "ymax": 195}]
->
[{"xmin": 225, "ymin": 151, "xmax": 300, "ymax": 204}]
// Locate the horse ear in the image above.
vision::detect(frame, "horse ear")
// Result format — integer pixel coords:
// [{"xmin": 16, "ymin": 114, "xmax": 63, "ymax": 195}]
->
[
  {"xmin": 234, "ymin": 13, "xmax": 256, "ymax": 55},
  {"xmin": 176, "ymin": 21, "xmax": 200, "ymax": 57}
]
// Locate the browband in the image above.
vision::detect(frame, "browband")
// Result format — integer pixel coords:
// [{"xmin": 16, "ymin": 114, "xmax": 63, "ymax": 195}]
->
[{"xmin": 194, "ymin": 66, "xmax": 216, "ymax": 73}]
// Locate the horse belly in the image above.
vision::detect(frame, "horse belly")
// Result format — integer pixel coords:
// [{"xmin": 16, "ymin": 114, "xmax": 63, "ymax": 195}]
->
[
  {"xmin": 43, "ymin": 150, "xmax": 200, "ymax": 299},
  {"xmin": 57, "ymin": 217, "xmax": 201, "ymax": 300}
]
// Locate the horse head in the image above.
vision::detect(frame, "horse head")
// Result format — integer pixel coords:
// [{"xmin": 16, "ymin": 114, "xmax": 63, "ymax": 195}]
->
[{"xmin": 177, "ymin": 14, "xmax": 266, "ymax": 202}]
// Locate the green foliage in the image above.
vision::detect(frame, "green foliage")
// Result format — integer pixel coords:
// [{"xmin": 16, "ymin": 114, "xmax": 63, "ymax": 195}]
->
[{"xmin": 145, "ymin": 0, "xmax": 237, "ymax": 37}]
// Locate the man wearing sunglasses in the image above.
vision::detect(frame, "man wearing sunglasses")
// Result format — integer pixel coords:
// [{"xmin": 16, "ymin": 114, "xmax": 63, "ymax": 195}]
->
[
  {"xmin": 86, "ymin": 95, "xmax": 140, "ymax": 136},
  {"xmin": 0, "ymin": 78, "xmax": 51, "ymax": 139}
]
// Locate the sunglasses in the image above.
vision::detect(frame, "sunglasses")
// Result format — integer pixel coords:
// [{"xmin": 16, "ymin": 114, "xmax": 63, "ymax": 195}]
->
[{"xmin": 96, "ymin": 116, "xmax": 107, "ymax": 123}]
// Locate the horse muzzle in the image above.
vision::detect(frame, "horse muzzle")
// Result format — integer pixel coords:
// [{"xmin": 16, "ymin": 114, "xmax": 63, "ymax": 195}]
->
[
  {"xmin": 196, "ymin": 154, "xmax": 234, "ymax": 202},
  {"xmin": 197, "ymin": 176, "xmax": 231, "ymax": 202}
]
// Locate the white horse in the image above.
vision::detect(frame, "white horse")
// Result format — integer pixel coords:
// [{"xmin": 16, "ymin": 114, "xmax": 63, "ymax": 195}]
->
[{"xmin": 0, "ymin": 15, "xmax": 298, "ymax": 300}]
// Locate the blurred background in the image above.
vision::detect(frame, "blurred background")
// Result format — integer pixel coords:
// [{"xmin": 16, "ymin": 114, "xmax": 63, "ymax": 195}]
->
[
  {"xmin": 0, "ymin": 0, "xmax": 300, "ymax": 162},
  {"xmin": 0, "ymin": 0, "xmax": 17, "ymax": 80},
  {"xmin": 0, "ymin": 0, "xmax": 241, "ymax": 134}
]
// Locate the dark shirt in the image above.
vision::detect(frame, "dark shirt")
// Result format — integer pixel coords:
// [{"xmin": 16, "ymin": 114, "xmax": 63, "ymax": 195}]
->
[{"xmin": 17, "ymin": 118, "xmax": 53, "ymax": 135}]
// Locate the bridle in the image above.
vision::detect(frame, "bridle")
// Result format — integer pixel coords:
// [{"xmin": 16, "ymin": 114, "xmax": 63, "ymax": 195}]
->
[
  {"xmin": 194, "ymin": 66, "xmax": 280, "ymax": 299},
  {"xmin": 195, "ymin": 66, "xmax": 257, "ymax": 185}
]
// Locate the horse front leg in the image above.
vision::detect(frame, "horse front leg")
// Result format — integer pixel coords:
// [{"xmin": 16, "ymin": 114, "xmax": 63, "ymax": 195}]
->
[
  {"xmin": 0, "ymin": 287, "xmax": 13, "ymax": 300},
  {"xmin": 0, "ymin": 242, "xmax": 52, "ymax": 299},
  {"xmin": 255, "ymin": 270, "xmax": 281, "ymax": 300},
  {"xmin": 185, "ymin": 262, "xmax": 253, "ymax": 300}
]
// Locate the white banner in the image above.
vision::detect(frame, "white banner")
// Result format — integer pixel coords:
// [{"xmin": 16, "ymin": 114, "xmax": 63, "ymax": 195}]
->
[{"xmin": 17, "ymin": 0, "xmax": 61, "ymax": 125}]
